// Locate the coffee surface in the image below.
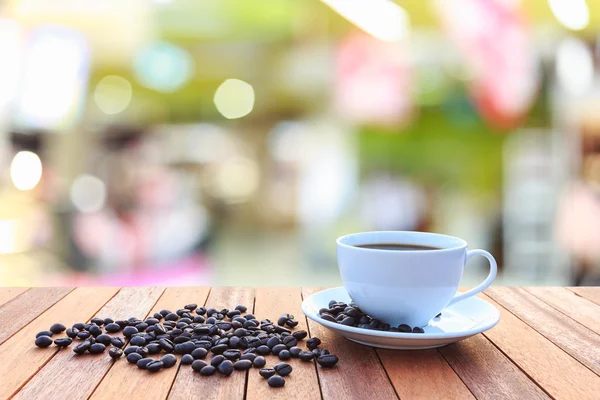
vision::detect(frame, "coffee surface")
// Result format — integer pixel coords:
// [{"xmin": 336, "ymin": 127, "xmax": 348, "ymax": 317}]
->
[{"xmin": 356, "ymin": 243, "xmax": 441, "ymax": 251}]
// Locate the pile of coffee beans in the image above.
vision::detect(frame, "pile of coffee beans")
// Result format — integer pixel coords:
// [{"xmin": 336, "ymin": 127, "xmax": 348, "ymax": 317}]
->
[
  {"xmin": 34, "ymin": 303, "xmax": 339, "ymax": 389},
  {"xmin": 319, "ymin": 300, "xmax": 439, "ymax": 333}
]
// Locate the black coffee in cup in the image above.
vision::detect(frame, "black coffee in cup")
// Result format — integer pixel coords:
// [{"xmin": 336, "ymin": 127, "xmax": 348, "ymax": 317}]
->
[{"xmin": 356, "ymin": 243, "xmax": 441, "ymax": 251}]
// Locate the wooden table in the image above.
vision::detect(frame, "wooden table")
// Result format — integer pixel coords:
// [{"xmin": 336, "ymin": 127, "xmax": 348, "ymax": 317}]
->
[{"xmin": 1, "ymin": 287, "xmax": 599, "ymax": 400}]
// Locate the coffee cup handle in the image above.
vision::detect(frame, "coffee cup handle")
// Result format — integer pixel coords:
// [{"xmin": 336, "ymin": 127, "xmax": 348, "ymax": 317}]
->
[{"xmin": 446, "ymin": 249, "xmax": 497, "ymax": 308}]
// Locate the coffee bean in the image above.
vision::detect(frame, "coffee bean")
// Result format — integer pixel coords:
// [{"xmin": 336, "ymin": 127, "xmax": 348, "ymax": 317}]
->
[
  {"xmin": 147, "ymin": 343, "xmax": 161, "ymax": 355},
  {"xmin": 161, "ymin": 354, "xmax": 177, "ymax": 368},
  {"xmin": 109, "ymin": 347, "xmax": 123, "ymax": 359},
  {"xmin": 135, "ymin": 322, "xmax": 149, "ymax": 332},
  {"xmin": 223, "ymin": 349, "xmax": 241, "ymax": 361},
  {"xmin": 129, "ymin": 336, "xmax": 145, "ymax": 347},
  {"xmin": 306, "ymin": 337, "xmax": 321, "ymax": 350},
  {"xmin": 65, "ymin": 328, "xmax": 79, "ymax": 338},
  {"xmin": 233, "ymin": 359, "xmax": 253, "ymax": 370},
  {"xmin": 175, "ymin": 341, "xmax": 196, "ymax": 354},
  {"xmin": 136, "ymin": 347, "xmax": 149, "ymax": 358},
  {"xmin": 268, "ymin": 375, "xmax": 285, "ymax": 388},
  {"xmin": 192, "ymin": 360, "xmax": 207, "ymax": 372},
  {"xmin": 137, "ymin": 358, "xmax": 154, "ymax": 370},
  {"xmin": 289, "ymin": 347, "xmax": 302, "ymax": 358},
  {"xmin": 285, "ymin": 319, "xmax": 298, "ymax": 328},
  {"xmin": 235, "ymin": 305, "xmax": 247, "ymax": 312},
  {"xmin": 240, "ymin": 353, "xmax": 256, "ymax": 362},
  {"xmin": 292, "ymin": 330, "xmax": 307, "ymax": 340},
  {"xmin": 256, "ymin": 345, "xmax": 270, "ymax": 355},
  {"xmin": 277, "ymin": 316, "xmax": 288, "ymax": 326},
  {"xmin": 124, "ymin": 346, "xmax": 139, "ymax": 356},
  {"xmin": 127, "ymin": 352, "xmax": 143, "ymax": 363},
  {"xmin": 271, "ymin": 344, "xmax": 287, "ymax": 356},
  {"xmin": 274, "ymin": 362, "xmax": 292, "ymax": 376},
  {"xmin": 320, "ymin": 314, "xmax": 336, "ymax": 323},
  {"xmin": 50, "ymin": 323, "xmax": 66, "ymax": 334},
  {"xmin": 412, "ymin": 327, "xmax": 425, "ymax": 333},
  {"xmin": 90, "ymin": 317, "xmax": 104, "ymax": 326},
  {"xmin": 266, "ymin": 337, "xmax": 280, "ymax": 349},
  {"xmin": 200, "ymin": 365, "xmax": 216, "ymax": 376},
  {"xmin": 122, "ymin": 326, "xmax": 138, "ymax": 338},
  {"xmin": 111, "ymin": 337, "xmax": 125, "ymax": 348},
  {"xmin": 218, "ymin": 360, "xmax": 233, "ymax": 376},
  {"xmin": 211, "ymin": 355, "xmax": 225, "ymax": 367},
  {"xmin": 35, "ymin": 336, "xmax": 53, "ymax": 348},
  {"xmin": 159, "ymin": 338, "xmax": 174, "ymax": 353},
  {"xmin": 191, "ymin": 347, "xmax": 208, "ymax": 359},
  {"xmin": 244, "ymin": 313, "xmax": 256, "ymax": 320},
  {"xmin": 282, "ymin": 336, "xmax": 297, "ymax": 348},
  {"xmin": 210, "ymin": 344, "xmax": 228, "ymax": 355},
  {"xmin": 105, "ymin": 323, "xmax": 121, "ymax": 333},
  {"xmin": 278, "ymin": 350, "xmax": 291, "ymax": 360},
  {"xmin": 89, "ymin": 343, "xmax": 106, "ymax": 354},
  {"xmin": 259, "ymin": 368, "xmax": 276, "ymax": 379},
  {"xmin": 184, "ymin": 303, "xmax": 197, "ymax": 311},
  {"xmin": 226, "ymin": 310, "xmax": 241, "ymax": 319},
  {"xmin": 36, "ymin": 330, "xmax": 53, "ymax": 338},
  {"xmin": 73, "ymin": 341, "xmax": 91, "ymax": 354},
  {"xmin": 196, "ymin": 307, "xmax": 207, "ymax": 315},
  {"xmin": 54, "ymin": 338, "xmax": 73, "ymax": 347},
  {"xmin": 165, "ymin": 313, "xmax": 179, "ymax": 322},
  {"xmin": 340, "ymin": 317, "xmax": 355, "ymax": 326},
  {"xmin": 398, "ymin": 324, "xmax": 411, "ymax": 333},
  {"xmin": 147, "ymin": 360, "xmax": 164, "ymax": 373},
  {"xmin": 180, "ymin": 354, "xmax": 194, "ymax": 365},
  {"xmin": 92, "ymin": 334, "xmax": 109, "ymax": 346},
  {"xmin": 298, "ymin": 351, "xmax": 315, "ymax": 361},
  {"xmin": 317, "ymin": 354, "xmax": 339, "ymax": 368}
]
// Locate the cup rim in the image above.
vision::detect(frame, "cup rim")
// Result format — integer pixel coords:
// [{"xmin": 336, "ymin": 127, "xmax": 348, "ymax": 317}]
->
[{"xmin": 336, "ymin": 231, "xmax": 467, "ymax": 253}]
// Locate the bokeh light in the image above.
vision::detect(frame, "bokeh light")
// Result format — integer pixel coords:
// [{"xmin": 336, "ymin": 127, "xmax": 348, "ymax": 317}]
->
[
  {"xmin": 548, "ymin": 0, "xmax": 589, "ymax": 31},
  {"xmin": 209, "ymin": 157, "xmax": 260, "ymax": 203},
  {"xmin": 134, "ymin": 42, "xmax": 194, "ymax": 93},
  {"xmin": 556, "ymin": 37, "xmax": 593, "ymax": 96},
  {"xmin": 214, "ymin": 79, "xmax": 255, "ymax": 119},
  {"xmin": 70, "ymin": 174, "xmax": 107, "ymax": 213},
  {"xmin": 10, "ymin": 151, "xmax": 42, "ymax": 191},
  {"xmin": 94, "ymin": 75, "xmax": 133, "ymax": 115}
]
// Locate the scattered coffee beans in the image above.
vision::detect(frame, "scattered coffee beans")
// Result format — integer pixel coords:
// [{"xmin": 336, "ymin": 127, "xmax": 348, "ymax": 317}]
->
[{"xmin": 32, "ymin": 301, "xmax": 340, "ymax": 392}]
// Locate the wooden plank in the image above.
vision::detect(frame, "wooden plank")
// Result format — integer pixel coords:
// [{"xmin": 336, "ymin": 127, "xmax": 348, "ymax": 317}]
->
[
  {"xmin": 524, "ymin": 287, "xmax": 600, "ymax": 335},
  {"xmin": 486, "ymin": 287, "xmax": 600, "ymax": 376},
  {"xmin": 301, "ymin": 287, "xmax": 398, "ymax": 400},
  {"xmin": 0, "ymin": 287, "xmax": 29, "ymax": 307},
  {"xmin": 0, "ymin": 287, "xmax": 119, "ymax": 399},
  {"xmin": 0, "ymin": 287, "xmax": 74, "ymax": 344},
  {"xmin": 246, "ymin": 287, "xmax": 321, "ymax": 400},
  {"xmin": 13, "ymin": 287, "xmax": 164, "ymax": 400},
  {"xmin": 568, "ymin": 286, "xmax": 600, "ymax": 307},
  {"xmin": 480, "ymin": 293, "xmax": 600, "ymax": 400},
  {"xmin": 439, "ymin": 335, "xmax": 549, "ymax": 400},
  {"xmin": 377, "ymin": 349, "xmax": 474, "ymax": 400},
  {"xmin": 90, "ymin": 287, "xmax": 211, "ymax": 400},
  {"xmin": 168, "ymin": 287, "xmax": 255, "ymax": 400}
]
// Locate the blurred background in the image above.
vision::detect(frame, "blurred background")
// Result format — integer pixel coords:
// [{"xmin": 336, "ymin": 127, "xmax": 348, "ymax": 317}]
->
[{"xmin": 1, "ymin": 0, "xmax": 600, "ymax": 287}]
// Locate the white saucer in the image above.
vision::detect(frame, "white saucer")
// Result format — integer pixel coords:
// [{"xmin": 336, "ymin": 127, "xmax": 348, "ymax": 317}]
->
[{"xmin": 301, "ymin": 287, "xmax": 500, "ymax": 350}]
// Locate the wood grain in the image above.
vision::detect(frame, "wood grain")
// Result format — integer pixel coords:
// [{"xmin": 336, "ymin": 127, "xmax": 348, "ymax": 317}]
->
[
  {"xmin": 567, "ymin": 286, "xmax": 600, "ymax": 307},
  {"xmin": 0, "ymin": 287, "xmax": 119, "ymax": 399},
  {"xmin": 301, "ymin": 287, "xmax": 398, "ymax": 400},
  {"xmin": 168, "ymin": 287, "xmax": 255, "ymax": 400},
  {"xmin": 0, "ymin": 287, "xmax": 73, "ymax": 344},
  {"xmin": 486, "ymin": 286, "xmax": 600, "ymax": 376},
  {"xmin": 439, "ymin": 335, "xmax": 549, "ymax": 400},
  {"xmin": 524, "ymin": 287, "xmax": 600, "ymax": 335},
  {"xmin": 377, "ymin": 349, "xmax": 474, "ymax": 400},
  {"xmin": 480, "ymin": 292, "xmax": 600, "ymax": 400},
  {"xmin": 246, "ymin": 287, "xmax": 321, "ymax": 400},
  {"xmin": 0, "ymin": 287, "xmax": 29, "ymax": 307},
  {"xmin": 90, "ymin": 287, "xmax": 211, "ymax": 400},
  {"xmin": 13, "ymin": 287, "xmax": 164, "ymax": 400}
]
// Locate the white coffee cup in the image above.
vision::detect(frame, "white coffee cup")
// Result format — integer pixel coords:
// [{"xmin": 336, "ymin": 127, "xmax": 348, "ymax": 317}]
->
[{"xmin": 337, "ymin": 231, "xmax": 497, "ymax": 328}]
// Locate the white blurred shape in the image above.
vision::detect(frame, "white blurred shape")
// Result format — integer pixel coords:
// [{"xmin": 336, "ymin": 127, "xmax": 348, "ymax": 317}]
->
[
  {"xmin": 321, "ymin": 0, "xmax": 409, "ymax": 42},
  {"xmin": 70, "ymin": 174, "xmax": 107, "ymax": 213},
  {"xmin": 0, "ymin": 19, "xmax": 23, "ymax": 111},
  {"xmin": 15, "ymin": 27, "xmax": 88, "ymax": 129},
  {"xmin": 0, "ymin": 220, "xmax": 16, "ymax": 254},
  {"xmin": 214, "ymin": 79, "xmax": 255, "ymax": 119},
  {"xmin": 134, "ymin": 41, "xmax": 193, "ymax": 92},
  {"xmin": 548, "ymin": 0, "xmax": 589, "ymax": 31},
  {"xmin": 268, "ymin": 121, "xmax": 307, "ymax": 163},
  {"xmin": 94, "ymin": 75, "xmax": 132, "ymax": 114},
  {"xmin": 556, "ymin": 38, "xmax": 593, "ymax": 96},
  {"xmin": 210, "ymin": 157, "xmax": 260, "ymax": 203},
  {"xmin": 10, "ymin": 151, "xmax": 42, "ymax": 191}
]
